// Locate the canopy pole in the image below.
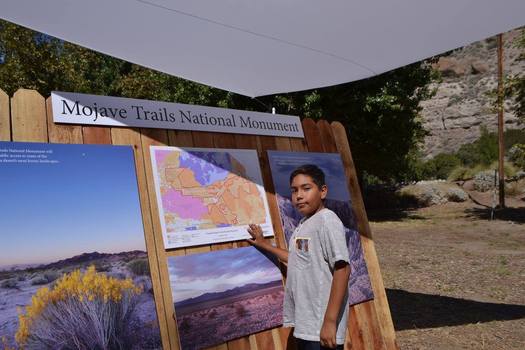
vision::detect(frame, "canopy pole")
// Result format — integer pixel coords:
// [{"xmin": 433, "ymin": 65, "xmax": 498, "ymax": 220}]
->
[{"xmin": 497, "ymin": 33, "xmax": 505, "ymax": 208}]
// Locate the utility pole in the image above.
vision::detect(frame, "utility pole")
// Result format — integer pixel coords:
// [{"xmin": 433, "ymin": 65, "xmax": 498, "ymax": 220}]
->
[{"xmin": 497, "ymin": 33, "xmax": 505, "ymax": 208}]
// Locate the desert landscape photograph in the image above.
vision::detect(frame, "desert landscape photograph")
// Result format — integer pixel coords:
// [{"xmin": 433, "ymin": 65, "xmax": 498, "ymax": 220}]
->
[
  {"xmin": 0, "ymin": 141, "xmax": 161, "ymax": 350},
  {"xmin": 168, "ymin": 246, "xmax": 284, "ymax": 350}
]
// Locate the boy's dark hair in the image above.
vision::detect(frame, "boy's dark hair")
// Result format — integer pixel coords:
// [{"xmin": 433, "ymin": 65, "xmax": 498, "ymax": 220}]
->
[{"xmin": 289, "ymin": 164, "xmax": 326, "ymax": 188}]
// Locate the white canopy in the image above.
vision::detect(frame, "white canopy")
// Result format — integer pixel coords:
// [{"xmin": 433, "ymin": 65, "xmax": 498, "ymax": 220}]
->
[{"xmin": 1, "ymin": 1, "xmax": 524, "ymax": 97}]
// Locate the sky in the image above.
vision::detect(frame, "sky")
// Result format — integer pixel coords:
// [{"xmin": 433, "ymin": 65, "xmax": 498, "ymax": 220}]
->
[
  {"xmin": 0, "ymin": 141, "xmax": 146, "ymax": 268},
  {"xmin": 267, "ymin": 151, "xmax": 351, "ymax": 202},
  {"xmin": 168, "ymin": 246, "xmax": 282, "ymax": 303}
]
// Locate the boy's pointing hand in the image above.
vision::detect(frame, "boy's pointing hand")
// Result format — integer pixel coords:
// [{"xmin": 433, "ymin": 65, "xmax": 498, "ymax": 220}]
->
[{"xmin": 247, "ymin": 224, "xmax": 268, "ymax": 248}]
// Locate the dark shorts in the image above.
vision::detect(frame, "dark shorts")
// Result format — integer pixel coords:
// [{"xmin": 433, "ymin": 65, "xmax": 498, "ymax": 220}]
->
[{"xmin": 296, "ymin": 339, "xmax": 344, "ymax": 350}]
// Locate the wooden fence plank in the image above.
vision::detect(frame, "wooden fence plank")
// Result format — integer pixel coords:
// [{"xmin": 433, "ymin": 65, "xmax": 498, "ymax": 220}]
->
[
  {"xmin": 184, "ymin": 130, "xmax": 230, "ymax": 350},
  {"xmin": 165, "ymin": 129, "xmax": 223, "ymax": 349},
  {"xmin": 256, "ymin": 135, "xmax": 294, "ymax": 350},
  {"xmin": 233, "ymin": 133, "xmax": 260, "ymax": 249},
  {"xmin": 314, "ymin": 119, "xmax": 379, "ymax": 350},
  {"xmin": 82, "ymin": 126, "xmax": 111, "ymax": 144},
  {"xmin": 306, "ymin": 120, "xmax": 391, "ymax": 350},
  {"xmin": 46, "ymin": 97, "xmax": 83, "ymax": 144},
  {"xmin": 168, "ymin": 129, "xmax": 194, "ymax": 147},
  {"xmin": 11, "ymin": 89, "xmax": 47, "ymax": 142},
  {"xmin": 271, "ymin": 328, "xmax": 284, "ymax": 350},
  {"xmin": 204, "ymin": 344, "xmax": 228, "ymax": 350},
  {"xmin": 258, "ymin": 135, "xmax": 287, "ymax": 250},
  {"xmin": 278, "ymin": 327, "xmax": 295, "ymax": 350},
  {"xmin": 317, "ymin": 120, "xmax": 366, "ymax": 350},
  {"xmin": 289, "ymin": 136, "xmax": 307, "ymax": 152},
  {"xmin": 234, "ymin": 135, "xmax": 280, "ymax": 350},
  {"xmin": 0, "ymin": 88, "xmax": 10, "ymax": 141},
  {"xmin": 317, "ymin": 120, "xmax": 338, "ymax": 153},
  {"xmin": 166, "ymin": 129, "xmax": 194, "ymax": 259},
  {"xmin": 210, "ymin": 131, "xmax": 238, "ymax": 350},
  {"xmin": 206, "ymin": 131, "xmax": 247, "ymax": 350},
  {"xmin": 273, "ymin": 136, "xmax": 292, "ymax": 152},
  {"xmin": 316, "ymin": 122, "xmax": 360, "ymax": 349},
  {"xmin": 192, "ymin": 130, "xmax": 215, "ymax": 148},
  {"xmin": 254, "ymin": 329, "xmax": 273, "ymax": 350},
  {"xmin": 110, "ymin": 127, "xmax": 172, "ymax": 350},
  {"xmin": 301, "ymin": 118, "xmax": 324, "ymax": 152},
  {"xmin": 211, "ymin": 132, "xmax": 236, "ymax": 252},
  {"xmin": 187, "ymin": 131, "xmax": 214, "ymax": 257},
  {"xmin": 331, "ymin": 122, "xmax": 397, "ymax": 350},
  {"xmin": 227, "ymin": 337, "xmax": 251, "ymax": 350},
  {"xmin": 139, "ymin": 128, "xmax": 180, "ymax": 350}
]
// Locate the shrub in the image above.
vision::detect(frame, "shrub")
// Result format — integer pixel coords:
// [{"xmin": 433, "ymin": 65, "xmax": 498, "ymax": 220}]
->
[
  {"xmin": 178, "ymin": 317, "xmax": 191, "ymax": 331},
  {"xmin": 473, "ymin": 171, "xmax": 496, "ymax": 192},
  {"xmin": 445, "ymin": 187, "xmax": 469, "ymax": 202},
  {"xmin": 505, "ymin": 181, "xmax": 525, "ymax": 196},
  {"xmin": 397, "ymin": 182, "xmax": 467, "ymax": 207},
  {"xmin": 235, "ymin": 305, "xmax": 247, "ymax": 318},
  {"xmin": 1, "ymin": 278, "xmax": 18, "ymax": 289},
  {"xmin": 43, "ymin": 270, "xmax": 60, "ymax": 283},
  {"xmin": 504, "ymin": 129, "xmax": 525, "ymax": 150},
  {"xmin": 456, "ymin": 126, "xmax": 498, "ymax": 167},
  {"xmin": 29, "ymin": 275, "xmax": 49, "ymax": 286},
  {"xmin": 127, "ymin": 258, "xmax": 150, "ymax": 276},
  {"xmin": 93, "ymin": 261, "xmax": 110, "ymax": 272},
  {"xmin": 109, "ymin": 272, "xmax": 127, "ymax": 280},
  {"xmin": 1, "ymin": 336, "xmax": 15, "ymax": 350},
  {"xmin": 208, "ymin": 310, "xmax": 218, "ymax": 319},
  {"xmin": 0, "ymin": 273, "xmax": 13, "ymax": 281},
  {"xmin": 448, "ymin": 166, "xmax": 472, "ymax": 181},
  {"xmin": 509, "ymin": 144, "xmax": 525, "ymax": 170},
  {"xmin": 17, "ymin": 274, "xmax": 26, "ymax": 282},
  {"xmin": 488, "ymin": 161, "xmax": 518, "ymax": 177},
  {"xmin": 421, "ymin": 153, "xmax": 461, "ymax": 179},
  {"xmin": 16, "ymin": 265, "xmax": 142, "ymax": 349}
]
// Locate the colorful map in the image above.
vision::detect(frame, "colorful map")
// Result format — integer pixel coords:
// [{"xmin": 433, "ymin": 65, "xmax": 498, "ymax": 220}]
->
[{"xmin": 151, "ymin": 147, "xmax": 273, "ymax": 248}]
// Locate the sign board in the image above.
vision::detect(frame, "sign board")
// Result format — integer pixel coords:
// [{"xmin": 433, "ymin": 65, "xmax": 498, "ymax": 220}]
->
[{"xmin": 51, "ymin": 91, "xmax": 304, "ymax": 138}]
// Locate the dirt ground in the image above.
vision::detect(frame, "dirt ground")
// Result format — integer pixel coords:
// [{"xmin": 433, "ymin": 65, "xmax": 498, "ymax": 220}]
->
[{"xmin": 370, "ymin": 192, "xmax": 525, "ymax": 349}]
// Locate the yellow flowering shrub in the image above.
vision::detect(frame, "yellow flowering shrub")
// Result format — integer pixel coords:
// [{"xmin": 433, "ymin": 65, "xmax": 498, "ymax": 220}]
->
[
  {"xmin": 2, "ymin": 336, "xmax": 15, "ymax": 350},
  {"xmin": 15, "ymin": 265, "xmax": 142, "ymax": 347}
]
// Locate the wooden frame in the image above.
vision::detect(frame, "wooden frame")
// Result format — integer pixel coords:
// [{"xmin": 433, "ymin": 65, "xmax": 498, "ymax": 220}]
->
[{"xmin": 0, "ymin": 88, "xmax": 398, "ymax": 350}]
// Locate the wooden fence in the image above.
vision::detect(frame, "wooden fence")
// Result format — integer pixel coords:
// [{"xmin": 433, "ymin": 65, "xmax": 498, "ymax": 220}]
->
[{"xmin": 0, "ymin": 88, "xmax": 398, "ymax": 350}]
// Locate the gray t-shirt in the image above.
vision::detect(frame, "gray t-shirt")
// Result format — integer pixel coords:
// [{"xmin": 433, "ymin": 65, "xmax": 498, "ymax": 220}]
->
[{"xmin": 283, "ymin": 208, "xmax": 350, "ymax": 344}]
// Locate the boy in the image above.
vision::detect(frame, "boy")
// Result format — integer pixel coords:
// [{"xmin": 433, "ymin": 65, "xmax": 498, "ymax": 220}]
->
[{"xmin": 248, "ymin": 164, "xmax": 350, "ymax": 350}]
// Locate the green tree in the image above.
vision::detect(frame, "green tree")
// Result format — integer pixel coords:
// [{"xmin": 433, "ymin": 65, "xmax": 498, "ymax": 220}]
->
[
  {"xmin": 249, "ymin": 63, "xmax": 439, "ymax": 182},
  {"xmin": 0, "ymin": 19, "xmax": 437, "ymax": 183},
  {"xmin": 456, "ymin": 126, "xmax": 499, "ymax": 167}
]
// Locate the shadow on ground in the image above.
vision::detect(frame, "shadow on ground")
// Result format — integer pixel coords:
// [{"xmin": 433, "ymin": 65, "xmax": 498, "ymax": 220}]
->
[
  {"xmin": 464, "ymin": 207, "xmax": 525, "ymax": 224},
  {"xmin": 367, "ymin": 208, "xmax": 428, "ymax": 222},
  {"xmin": 387, "ymin": 289, "xmax": 525, "ymax": 331},
  {"xmin": 367, "ymin": 209, "xmax": 411, "ymax": 222}
]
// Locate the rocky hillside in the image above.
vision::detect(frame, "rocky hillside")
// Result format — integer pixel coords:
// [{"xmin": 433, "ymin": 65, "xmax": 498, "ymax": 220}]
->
[{"xmin": 421, "ymin": 29, "xmax": 524, "ymax": 158}]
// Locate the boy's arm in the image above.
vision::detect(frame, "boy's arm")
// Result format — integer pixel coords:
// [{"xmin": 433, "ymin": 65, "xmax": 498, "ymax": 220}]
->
[
  {"xmin": 247, "ymin": 224, "xmax": 289, "ymax": 263},
  {"xmin": 320, "ymin": 261, "xmax": 350, "ymax": 349}
]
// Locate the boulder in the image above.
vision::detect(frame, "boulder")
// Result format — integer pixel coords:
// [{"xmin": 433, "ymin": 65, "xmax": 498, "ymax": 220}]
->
[
  {"xmin": 397, "ymin": 181, "xmax": 468, "ymax": 207},
  {"xmin": 471, "ymin": 61, "xmax": 490, "ymax": 74},
  {"xmin": 435, "ymin": 57, "xmax": 467, "ymax": 77}
]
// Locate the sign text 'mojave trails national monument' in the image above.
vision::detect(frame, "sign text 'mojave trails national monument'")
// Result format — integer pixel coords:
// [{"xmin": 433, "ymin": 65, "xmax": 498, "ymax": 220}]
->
[{"xmin": 51, "ymin": 91, "xmax": 304, "ymax": 138}]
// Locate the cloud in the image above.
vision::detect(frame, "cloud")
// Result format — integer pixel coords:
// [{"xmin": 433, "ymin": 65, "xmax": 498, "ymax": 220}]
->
[{"xmin": 167, "ymin": 247, "xmax": 282, "ymax": 302}]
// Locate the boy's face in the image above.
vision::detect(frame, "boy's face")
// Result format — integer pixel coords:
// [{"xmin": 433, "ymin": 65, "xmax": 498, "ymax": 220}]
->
[{"xmin": 290, "ymin": 174, "xmax": 327, "ymax": 217}]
